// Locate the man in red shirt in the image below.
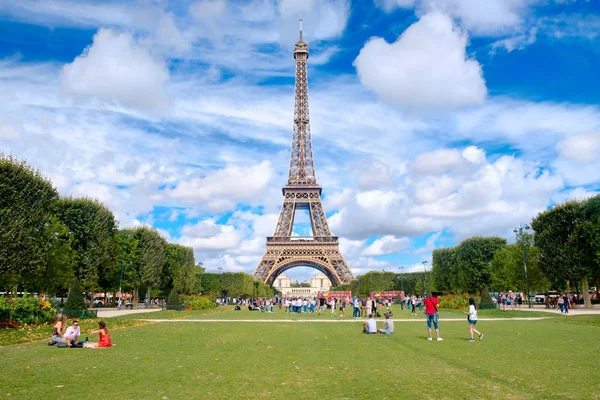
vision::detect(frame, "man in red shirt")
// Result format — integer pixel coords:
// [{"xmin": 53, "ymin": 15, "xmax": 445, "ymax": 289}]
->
[{"xmin": 425, "ymin": 293, "xmax": 443, "ymax": 341}]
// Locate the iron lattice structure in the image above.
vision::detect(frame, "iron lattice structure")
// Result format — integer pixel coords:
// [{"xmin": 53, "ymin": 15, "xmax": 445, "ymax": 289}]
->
[{"xmin": 253, "ymin": 22, "xmax": 354, "ymax": 287}]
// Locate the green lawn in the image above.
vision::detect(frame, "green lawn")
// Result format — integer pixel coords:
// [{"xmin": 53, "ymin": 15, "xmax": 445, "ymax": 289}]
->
[{"xmin": 1, "ymin": 308, "xmax": 599, "ymax": 399}]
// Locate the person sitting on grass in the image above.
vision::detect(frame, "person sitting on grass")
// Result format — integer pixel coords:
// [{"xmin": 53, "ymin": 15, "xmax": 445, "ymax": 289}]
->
[
  {"xmin": 64, "ymin": 319, "xmax": 83, "ymax": 347},
  {"xmin": 49, "ymin": 315, "xmax": 68, "ymax": 347},
  {"xmin": 378, "ymin": 312, "xmax": 394, "ymax": 334},
  {"xmin": 83, "ymin": 321, "xmax": 112, "ymax": 348},
  {"xmin": 363, "ymin": 314, "xmax": 377, "ymax": 334}
]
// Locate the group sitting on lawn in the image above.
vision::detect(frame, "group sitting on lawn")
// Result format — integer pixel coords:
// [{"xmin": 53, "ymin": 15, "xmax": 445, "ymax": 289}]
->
[
  {"xmin": 49, "ymin": 317, "xmax": 111, "ymax": 348},
  {"xmin": 362, "ymin": 312, "xmax": 394, "ymax": 334}
]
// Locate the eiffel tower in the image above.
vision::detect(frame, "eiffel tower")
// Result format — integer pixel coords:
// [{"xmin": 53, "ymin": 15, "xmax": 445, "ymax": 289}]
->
[{"xmin": 253, "ymin": 21, "xmax": 354, "ymax": 287}]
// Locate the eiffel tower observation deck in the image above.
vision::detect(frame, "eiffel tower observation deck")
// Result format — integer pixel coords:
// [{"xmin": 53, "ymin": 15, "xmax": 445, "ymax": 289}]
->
[{"xmin": 253, "ymin": 21, "xmax": 354, "ymax": 287}]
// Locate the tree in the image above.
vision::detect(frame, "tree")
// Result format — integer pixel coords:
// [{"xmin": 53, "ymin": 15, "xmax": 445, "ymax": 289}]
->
[
  {"xmin": 432, "ymin": 247, "xmax": 456, "ymax": 293},
  {"xmin": 455, "ymin": 236, "xmax": 507, "ymax": 293},
  {"xmin": 161, "ymin": 244, "xmax": 196, "ymax": 296},
  {"xmin": 490, "ymin": 238, "xmax": 549, "ymax": 295},
  {"xmin": 133, "ymin": 227, "xmax": 166, "ymax": 302},
  {"xmin": 55, "ymin": 197, "xmax": 118, "ymax": 292},
  {"xmin": 28, "ymin": 217, "xmax": 76, "ymax": 295},
  {"xmin": 0, "ymin": 155, "xmax": 59, "ymax": 292},
  {"xmin": 531, "ymin": 200, "xmax": 594, "ymax": 307}
]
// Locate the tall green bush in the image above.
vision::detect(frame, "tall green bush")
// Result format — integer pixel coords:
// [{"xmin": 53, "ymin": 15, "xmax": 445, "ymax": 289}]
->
[
  {"xmin": 65, "ymin": 280, "xmax": 86, "ymax": 310},
  {"xmin": 167, "ymin": 287, "xmax": 180, "ymax": 305}
]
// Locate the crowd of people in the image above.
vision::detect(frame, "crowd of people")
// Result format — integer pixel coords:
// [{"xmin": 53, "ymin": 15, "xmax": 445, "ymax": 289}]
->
[{"xmin": 47, "ymin": 292, "xmax": 488, "ymax": 348}]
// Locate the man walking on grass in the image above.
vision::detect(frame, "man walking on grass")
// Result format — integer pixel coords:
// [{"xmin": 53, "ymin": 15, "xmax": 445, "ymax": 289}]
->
[{"xmin": 425, "ymin": 292, "xmax": 443, "ymax": 341}]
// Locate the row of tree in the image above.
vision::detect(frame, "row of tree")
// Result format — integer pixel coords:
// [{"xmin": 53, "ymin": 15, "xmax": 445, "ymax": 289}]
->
[
  {"xmin": 431, "ymin": 195, "xmax": 600, "ymax": 307},
  {"xmin": 0, "ymin": 155, "xmax": 204, "ymax": 302}
]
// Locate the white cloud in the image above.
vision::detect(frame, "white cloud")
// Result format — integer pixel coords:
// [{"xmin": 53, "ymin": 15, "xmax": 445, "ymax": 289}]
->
[
  {"xmin": 0, "ymin": 120, "xmax": 19, "ymax": 140},
  {"xmin": 189, "ymin": 0, "xmax": 227, "ymax": 21},
  {"xmin": 376, "ymin": 0, "xmax": 533, "ymax": 36},
  {"xmin": 414, "ymin": 231, "xmax": 442, "ymax": 254},
  {"xmin": 277, "ymin": 0, "xmax": 350, "ymax": 44},
  {"xmin": 61, "ymin": 29, "xmax": 171, "ymax": 112},
  {"xmin": 490, "ymin": 27, "xmax": 537, "ymax": 53},
  {"xmin": 552, "ymin": 187, "xmax": 600, "ymax": 205},
  {"xmin": 167, "ymin": 161, "xmax": 275, "ymax": 212},
  {"xmin": 154, "ymin": 12, "xmax": 192, "ymax": 52},
  {"xmin": 556, "ymin": 132, "xmax": 600, "ymax": 164},
  {"xmin": 354, "ymin": 12, "xmax": 486, "ymax": 110},
  {"xmin": 356, "ymin": 160, "xmax": 393, "ymax": 190},
  {"xmin": 179, "ymin": 220, "xmax": 243, "ymax": 250},
  {"xmin": 363, "ymin": 235, "xmax": 411, "ymax": 256},
  {"xmin": 375, "ymin": 0, "xmax": 416, "ymax": 12},
  {"xmin": 417, "ymin": 0, "xmax": 530, "ymax": 36}
]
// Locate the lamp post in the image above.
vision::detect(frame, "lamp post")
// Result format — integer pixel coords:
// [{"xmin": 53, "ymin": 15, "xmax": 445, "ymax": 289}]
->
[
  {"xmin": 513, "ymin": 224, "xmax": 532, "ymax": 308},
  {"xmin": 422, "ymin": 261, "xmax": 428, "ymax": 297},
  {"xmin": 398, "ymin": 266, "xmax": 404, "ymax": 295},
  {"xmin": 118, "ymin": 231, "xmax": 131, "ymax": 311},
  {"xmin": 217, "ymin": 267, "xmax": 223, "ymax": 298}
]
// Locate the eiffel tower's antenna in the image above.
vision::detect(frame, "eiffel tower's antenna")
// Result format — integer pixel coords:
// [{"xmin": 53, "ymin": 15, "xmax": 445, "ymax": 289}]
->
[{"xmin": 290, "ymin": 18, "xmax": 314, "ymax": 185}]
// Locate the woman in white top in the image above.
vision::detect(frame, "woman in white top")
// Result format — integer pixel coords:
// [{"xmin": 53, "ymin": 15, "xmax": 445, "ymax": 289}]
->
[{"xmin": 464, "ymin": 297, "xmax": 483, "ymax": 342}]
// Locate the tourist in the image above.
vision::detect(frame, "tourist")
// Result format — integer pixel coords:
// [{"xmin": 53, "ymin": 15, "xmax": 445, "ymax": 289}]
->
[
  {"xmin": 464, "ymin": 297, "xmax": 483, "ymax": 342},
  {"xmin": 563, "ymin": 293, "xmax": 569, "ymax": 314},
  {"xmin": 64, "ymin": 319, "xmax": 81, "ymax": 347},
  {"xmin": 366, "ymin": 297, "xmax": 372, "ymax": 317},
  {"xmin": 330, "ymin": 298, "xmax": 336, "ymax": 315},
  {"xmin": 49, "ymin": 315, "xmax": 68, "ymax": 347},
  {"xmin": 558, "ymin": 295, "xmax": 565, "ymax": 313},
  {"xmin": 378, "ymin": 312, "xmax": 394, "ymax": 334},
  {"xmin": 318, "ymin": 296, "xmax": 326, "ymax": 314},
  {"xmin": 84, "ymin": 321, "xmax": 112, "ymax": 348},
  {"xmin": 424, "ymin": 293, "xmax": 443, "ymax": 341},
  {"xmin": 353, "ymin": 297, "xmax": 360, "ymax": 319},
  {"xmin": 363, "ymin": 314, "xmax": 377, "ymax": 334},
  {"xmin": 411, "ymin": 296, "xmax": 417, "ymax": 316},
  {"xmin": 339, "ymin": 299, "xmax": 345, "ymax": 317}
]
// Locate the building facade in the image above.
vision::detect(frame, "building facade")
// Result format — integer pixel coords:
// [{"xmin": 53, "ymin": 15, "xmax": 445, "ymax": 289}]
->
[{"xmin": 274, "ymin": 271, "xmax": 332, "ymax": 297}]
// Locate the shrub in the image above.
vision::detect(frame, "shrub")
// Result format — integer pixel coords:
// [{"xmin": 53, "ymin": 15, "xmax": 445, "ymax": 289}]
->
[
  {"xmin": 479, "ymin": 286, "xmax": 496, "ymax": 309},
  {"xmin": 181, "ymin": 295, "xmax": 216, "ymax": 310},
  {"xmin": 0, "ymin": 297, "xmax": 56, "ymax": 326},
  {"xmin": 437, "ymin": 293, "xmax": 481, "ymax": 309},
  {"xmin": 65, "ymin": 280, "xmax": 86, "ymax": 310},
  {"xmin": 167, "ymin": 288, "xmax": 180, "ymax": 306},
  {"xmin": 0, "ymin": 297, "xmax": 13, "ymax": 324}
]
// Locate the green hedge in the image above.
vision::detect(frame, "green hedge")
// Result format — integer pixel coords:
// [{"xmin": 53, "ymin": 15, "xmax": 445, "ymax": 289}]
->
[{"xmin": 0, "ymin": 297, "xmax": 56, "ymax": 326}]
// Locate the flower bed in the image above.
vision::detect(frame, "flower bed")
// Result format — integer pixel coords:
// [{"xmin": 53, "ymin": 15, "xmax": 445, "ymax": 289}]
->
[
  {"xmin": 0, "ymin": 297, "xmax": 57, "ymax": 327},
  {"xmin": 181, "ymin": 295, "xmax": 216, "ymax": 310}
]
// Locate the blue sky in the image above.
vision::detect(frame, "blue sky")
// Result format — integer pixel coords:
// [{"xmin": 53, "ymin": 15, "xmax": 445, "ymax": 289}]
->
[{"xmin": 1, "ymin": 0, "xmax": 599, "ymax": 282}]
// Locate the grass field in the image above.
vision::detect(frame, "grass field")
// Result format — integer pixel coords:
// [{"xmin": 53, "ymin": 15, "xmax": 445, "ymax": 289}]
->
[{"xmin": 1, "ymin": 307, "xmax": 599, "ymax": 399}]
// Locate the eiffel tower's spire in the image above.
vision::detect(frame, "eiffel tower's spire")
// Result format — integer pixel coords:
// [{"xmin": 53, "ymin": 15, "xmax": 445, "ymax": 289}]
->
[{"xmin": 288, "ymin": 19, "xmax": 316, "ymax": 186}]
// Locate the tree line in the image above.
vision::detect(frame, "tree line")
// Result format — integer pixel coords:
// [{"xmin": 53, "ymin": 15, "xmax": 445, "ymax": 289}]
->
[
  {"xmin": 431, "ymin": 195, "xmax": 600, "ymax": 307},
  {"xmin": 0, "ymin": 155, "xmax": 272, "ymax": 303}
]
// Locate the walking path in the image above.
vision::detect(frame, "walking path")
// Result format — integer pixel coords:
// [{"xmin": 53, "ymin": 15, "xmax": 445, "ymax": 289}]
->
[
  {"xmin": 143, "ymin": 317, "xmax": 549, "ymax": 323},
  {"xmin": 96, "ymin": 308, "xmax": 162, "ymax": 318},
  {"xmin": 515, "ymin": 305, "xmax": 600, "ymax": 315}
]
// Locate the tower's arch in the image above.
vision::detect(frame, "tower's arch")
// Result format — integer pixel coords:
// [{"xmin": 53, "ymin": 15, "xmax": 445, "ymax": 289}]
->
[{"xmin": 265, "ymin": 260, "xmax": 341, "ymax": 287}]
